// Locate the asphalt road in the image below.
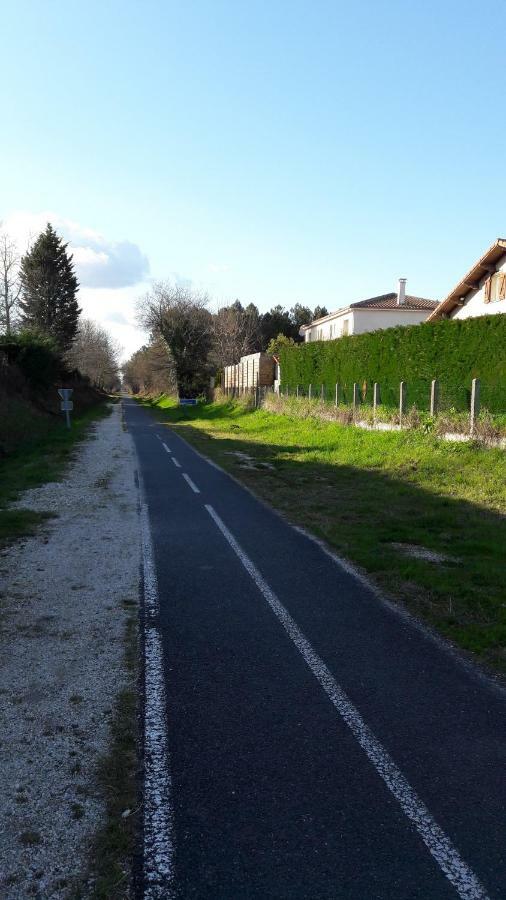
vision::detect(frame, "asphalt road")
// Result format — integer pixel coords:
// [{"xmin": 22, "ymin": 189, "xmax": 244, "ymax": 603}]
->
[{"xmin": 124, "ymin": 398, "xmax": 506, "ymax": 900}]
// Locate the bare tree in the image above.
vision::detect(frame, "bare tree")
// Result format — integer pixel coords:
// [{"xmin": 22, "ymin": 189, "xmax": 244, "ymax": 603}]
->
[
  {"xmin": 137, "ymin": 281, "xmax": 213, "ymax": 396},
  {"xmin": 66, "ymin": 318, "xmax": 121, "ymax": 391},
  {"xmin": 0, "ymin": 231, "xmax": 22, "ymax": 334},
  {"xmin": 211, "ymin": 300, "xmax": 260, "ymax": 368},
  {"xmin": 122, "ymin": 337, "xmax": 177, "ymax": 395}
]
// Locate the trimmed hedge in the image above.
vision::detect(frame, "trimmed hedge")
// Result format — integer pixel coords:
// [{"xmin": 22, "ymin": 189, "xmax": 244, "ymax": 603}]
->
[{"xmin": 279, "ymin": 315, "xmax": 506, "ymax": 412}]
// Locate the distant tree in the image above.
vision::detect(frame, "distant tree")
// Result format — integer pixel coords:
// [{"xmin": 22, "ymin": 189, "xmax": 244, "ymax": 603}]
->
[
  {"xmin": 0, "ymin": 230, "xmax": 22, "ymax": 334},
  {"xmin": 122, "ymin": 337, "xmax": 177, "ymax": 395},
  {"xmin": 290, "ymin": 303, "xmax": 313, "ymax": 341},
  {"xmin": 211, "ymin": 299, "xmax": 260, "ymax": 368},
  {"xmin": 260, "ymin": 305, "xmax": 294, "ymax": 349},
  {"xmin": 312, "ymin": 305, "xmax": 329, "ymax": 320},
  {"xmin": 266, "ymin": 333, "xmax": 297, "ymax": 355},
  {"xmin": 137, "ymin": 281, "xmax": 212, "ymax": 397},
  {"xmin": 19, "ymin": 223, "xmax": 80, "ymax": 351},
  {"xmin": 66, "ymin": 318, "xmax": 121, "ymax": 391}
]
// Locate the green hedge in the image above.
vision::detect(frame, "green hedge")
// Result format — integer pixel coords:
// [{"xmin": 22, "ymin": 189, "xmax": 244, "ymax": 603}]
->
[{"xmin": 279, "ymin": 315, "xmax": 506, "ymax": 412}]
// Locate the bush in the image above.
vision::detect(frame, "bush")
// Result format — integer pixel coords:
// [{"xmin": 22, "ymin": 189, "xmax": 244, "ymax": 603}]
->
[
  {"xmin": 278, "ymin": 315, "xmax": 506, "ymax": 413},
  {"xmin": 0, "ymin": 330, "xmax": 63, "ymax": 387}
]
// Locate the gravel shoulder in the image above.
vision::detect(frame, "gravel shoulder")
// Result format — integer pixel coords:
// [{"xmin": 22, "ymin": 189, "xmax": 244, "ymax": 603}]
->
[{"xmin": 0, "ymin": 402, "xmax": 141, "ymax": 898}]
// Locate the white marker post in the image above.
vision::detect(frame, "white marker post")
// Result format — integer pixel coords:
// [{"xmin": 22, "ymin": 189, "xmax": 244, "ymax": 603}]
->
[{"xmin": 58, "ymin": 388, "xmax": 74, "ymax": 429}]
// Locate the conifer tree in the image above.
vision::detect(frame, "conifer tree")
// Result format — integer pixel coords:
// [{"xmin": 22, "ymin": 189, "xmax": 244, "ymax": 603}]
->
[{"xmin": 19, "ymin": 223, "xmax": 80, "ymax": 351}]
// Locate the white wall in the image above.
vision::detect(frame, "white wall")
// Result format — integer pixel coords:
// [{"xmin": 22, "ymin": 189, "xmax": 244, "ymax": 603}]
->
[
  {"xmin": 304, "ymin": 312, "xmax": 353, "ymax": 341},
  {"xmin": 352, "ymin": 309, "xmax": 432, "ymax": 333},
  {"xmin": 452, "ymin": 253, "xmax": 506, "ymax": 320},
  {"xmin": 304, "ymin": 307, "xmax": 431, "ymax": 341}
]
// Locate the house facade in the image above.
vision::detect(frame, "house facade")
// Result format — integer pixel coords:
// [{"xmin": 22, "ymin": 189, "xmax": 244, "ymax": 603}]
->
[
  {"xmin": 427, "ymin": 239, "xmax": 506, "ymax": 322},
  {"xmin": 300, "ymin": 280, "xmax": 437, "ymax": 342}
]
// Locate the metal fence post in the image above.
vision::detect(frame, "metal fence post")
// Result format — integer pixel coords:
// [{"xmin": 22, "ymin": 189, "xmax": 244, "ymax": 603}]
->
[
  {"xmin": 430, "ymin": 379, "xmax": 439, "ymax": 417},
  {"xmin": 321, "ymin": 383, "xmax": 325, "ymax": 402},
  {"xmin": 373, "ymin": 382, "xmax": 380, "ymax": 425},
  {"xmin": 308, "ymin": 383, "xmax": 312, "ymax": 401},
  {"xmin": 335, "ymin": 383, "xmax": 339, "ymax": 407},
  {"xmin": 296, "ymin": 384, "xmax": 299, "ymax": 398},
  {"xmin": 399, "ymin": 381, "xmax": 407, "ymax": 427},
  {"xmin": 470, "ymin": 378, "xmax": 480, "ymax": 435},
  {"xmin": 353, "ymin": 382, "xmax": 360, "ymax": 421}
]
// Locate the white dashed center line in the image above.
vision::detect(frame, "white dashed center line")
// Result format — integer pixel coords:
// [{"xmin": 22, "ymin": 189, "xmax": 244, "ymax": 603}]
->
[
  {"xmin": 172, "ymin": 457, "xmax": 182, "ymax": 468},
  {"xmin": 182, "ymin": 473, "xmax": 200, "ymax": 494},
  {"xmin": 162, "ymin": 442, "xmax": 171, "ymax": 453}
]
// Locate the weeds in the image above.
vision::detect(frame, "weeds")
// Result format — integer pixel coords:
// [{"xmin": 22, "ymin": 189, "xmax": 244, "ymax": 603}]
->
[
  {"xmin": 81, "ymin": 608, "xmax": 139, "ymax": 899},
  {"xmin": 0, "ymin": 402, "xmax": 111, "ymax": 546}
]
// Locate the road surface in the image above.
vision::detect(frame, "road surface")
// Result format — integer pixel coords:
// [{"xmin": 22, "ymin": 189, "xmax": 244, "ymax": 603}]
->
[{"xmin": 124, "ymin": 397, "xmax": 506, "ymax": 900}]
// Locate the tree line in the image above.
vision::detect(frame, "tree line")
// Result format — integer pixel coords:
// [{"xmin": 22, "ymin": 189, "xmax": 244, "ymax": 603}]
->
[
  {"xmin": 1, "ymin": 221, "xmax": 327, "ymax": 398},
  {"xmin": 124, "ymin": 282, "xmax": 327, "ymax": 396},
  {"xmin": 0, "ymin": 223, "xmax": 120, "ymax": 391}
]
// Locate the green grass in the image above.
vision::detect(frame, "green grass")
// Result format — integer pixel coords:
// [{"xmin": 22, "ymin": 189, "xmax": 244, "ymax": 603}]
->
[
  {"xmin": 140, "ymin": 394, "xmax": 506, "ymax": 674},
  {"xmin": 0, "ymin": 401, "xmax": 113, "ymax": 545}
]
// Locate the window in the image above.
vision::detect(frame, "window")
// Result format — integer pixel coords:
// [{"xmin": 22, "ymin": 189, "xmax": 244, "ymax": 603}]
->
[
  {"xmin": 485, "ymin": 272, "xmax": 506, "ymax": 303},
  {"xmin": 342, "ymin": 320, "xmax": 349, "ymax": 336},
  {"xmin": 492, "ymin": 272, "xmax": 506, "ymax": 302}
]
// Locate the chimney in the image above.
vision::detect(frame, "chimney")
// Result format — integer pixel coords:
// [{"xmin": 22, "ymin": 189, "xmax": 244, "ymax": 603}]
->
[{"xmin": 397, "ymin": 277, "xmax": 407, "ymax": 305}]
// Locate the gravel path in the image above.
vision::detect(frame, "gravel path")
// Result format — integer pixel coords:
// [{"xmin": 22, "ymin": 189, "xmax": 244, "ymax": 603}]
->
[{"xmin": 0, "ymin": 402, "xmax": 141, "ymax": 898}]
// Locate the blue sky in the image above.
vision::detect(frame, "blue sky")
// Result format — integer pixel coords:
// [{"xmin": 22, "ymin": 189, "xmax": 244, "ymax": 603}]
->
[{"xmin": 1, "ymin": 0, "xmax": 505, "ymax": 357}]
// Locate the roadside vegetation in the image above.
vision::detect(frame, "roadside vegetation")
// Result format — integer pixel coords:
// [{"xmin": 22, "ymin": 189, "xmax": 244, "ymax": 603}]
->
[
  {"xmin": 83, "ymin": 609, "xmax": 139, "ymax": 900},
  {"xmin": 278, "ymin": 314, "xmax": 506, "ymax": 419},
  {"xmin": 0, "ymin": 401, "xmax": 113, "ymax": 545},
  {"xmin": 141, "ymin": 394, "xmax": 506, "ymax": 674},
  {"xmin": 0, "ymin": 221, "xmax": 121, "ymax": 545}
]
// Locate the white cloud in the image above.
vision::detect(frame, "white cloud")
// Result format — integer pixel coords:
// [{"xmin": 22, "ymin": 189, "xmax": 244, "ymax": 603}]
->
[
  {"xmin": 78, "ymin": 285, "xmax": 149, "ymax": 361},
  {"xmin": 1, "ymin": 211, "xmax": 151, "ymax": 360},
  {"xmin": 2, "ymin": 210, "xmax": 149, "ymax": 289},
  {"xmin": 72, "ymin": 246, "xmax": 109, "ymax": 268},
  {"xmin": 208, "ymin": 263, "xmax": 230, "ymax": 274},
  {"xmin": 103, "ymin": 310, "xmax": 130, "ymax": 325}
]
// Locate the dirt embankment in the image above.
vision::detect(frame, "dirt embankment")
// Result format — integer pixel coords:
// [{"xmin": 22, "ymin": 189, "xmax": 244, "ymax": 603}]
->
[{"xmin": 0, "ymin": 359, "xmax": 104, "ymax": 455}]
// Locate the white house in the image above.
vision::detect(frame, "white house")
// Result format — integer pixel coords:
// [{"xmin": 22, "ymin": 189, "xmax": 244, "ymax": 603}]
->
[
  {"xmin": 299, "ymin": 279, "xmax": 438, "ymax": 342},
  {"xmin": 427, "ymin": 238, "xmax": 506, "ymax": 322}
]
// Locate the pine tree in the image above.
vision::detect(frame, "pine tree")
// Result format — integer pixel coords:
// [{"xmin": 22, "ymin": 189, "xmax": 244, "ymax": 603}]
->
[{"xmin": 19, "ymin": 223, "xmax": 81, "ymax": 351}]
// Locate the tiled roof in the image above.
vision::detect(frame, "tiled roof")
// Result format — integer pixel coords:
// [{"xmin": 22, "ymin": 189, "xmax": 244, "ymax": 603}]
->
[
  {"xmin": 427, "ymin": 238, "xmax": 506, "ymax": 321},
  {"xmin": 350, "ymin": 294, "xmax": 438, "ymax": 311}
]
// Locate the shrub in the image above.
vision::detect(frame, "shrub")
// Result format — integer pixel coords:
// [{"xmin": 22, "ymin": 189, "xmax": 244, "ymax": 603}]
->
[
  {"xmin": 0, "ymin": 330, "xmax": 63, "ymax": 387},
  {"xmin": 279, "ymin": 315, "xmax": 506, "ymax": 414}
]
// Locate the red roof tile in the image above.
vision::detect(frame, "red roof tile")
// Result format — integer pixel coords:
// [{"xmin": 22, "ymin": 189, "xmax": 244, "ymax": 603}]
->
[{"xmin": 350, "ymin": 294, "xmax": 438, "ymax": 311}]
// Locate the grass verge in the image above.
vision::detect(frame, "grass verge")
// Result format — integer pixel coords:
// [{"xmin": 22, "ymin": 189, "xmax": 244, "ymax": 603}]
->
[
  {"xmin": 0, "ymin": 400, "xmax": 113, "ymax": 546},
  {"xmin": 83, "ymin": 609, "xmax": 139, "ymax": 899},
  {"xmin": 140, "ymin": 394, "xmax": 506, "ymax": 674}
]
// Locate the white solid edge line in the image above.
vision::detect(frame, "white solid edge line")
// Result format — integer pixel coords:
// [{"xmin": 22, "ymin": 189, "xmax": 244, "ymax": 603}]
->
[
  {"xmin": 162, "ymin": 442, "xmax": 172, "ymax": 453},
  {"xmin": 171, "ymin": 457, "xmax": 182, "ymax": 468},
  {"xmin": 204, "ymin": 503, "xmax": 489, "ymax": 900},
  {"xmin": 140, "ymin": 504, "xmax": 159, "ymax": 617},
  {"xmin": 140, "ymin": 498, "xmax": 175, "ymax": 899},
  {"xmin": 182, "ymin": 472, "xmax": 200, "ymax": 494}
]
